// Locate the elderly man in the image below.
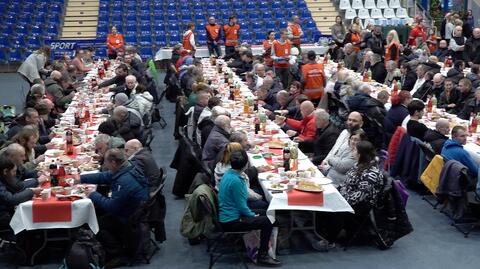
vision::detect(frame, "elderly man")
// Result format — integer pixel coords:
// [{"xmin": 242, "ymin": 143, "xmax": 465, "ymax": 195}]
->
[
  {"xmin": 465, "ymin": 28, "xmax": 480, "ymax": 67},
  {"xmin": 347, "ymin": 84, "xmax": 386, "ymax": 148},
  {"xmin": 196, "ymin": 98, "xmax": 223, "ymax": 146},
  {"xmin": 276, "ymin": 100, "xmax": 316, "ymax": 141},
  {"xmin": 113, "ymin": 106, "xmax": 144, "ymax": 142},
  {"xmin": 264, "ymin": 90, "xmax": 294, "ymax": 118},
  {"xmin": 424, "ymin": 118, "xmax": 450, "ymax": 154},
  {"xmin": 433, "ymin": 40, "xmax": 449, "ymax": 62},
  {"xmin": 203, "ymin": 115, "xmax": 232, "ymax": 169},
  {"xmin": 411, "ymin": 64, "xmax": 427, "ymax": 96},
  {"xmin": 343, "ymin": 43, "xmax": 358, "ymax": 71},
  {"xmin": 322, "ymin": 111, "xmax": 364, "ymax": 167},
  {"xmin": 257, "ymin": 78, "xmax": 279, "ymax": 111},
  {"xmin": 94, "ymin": 134, "xmax": 125, "ymax": 170},
  {"xmin": 76, "ymin": 148, "xmax": 148, "ymax": 266},
  {"xmin": 2, "ymin": 143, "xmax": 43, "ymax": 181},
  {"xmin": 198, "ymin": 106, "xmax": 229, "ymax": 148},
  {"xmin": 298, "ymin": 109, "xmax": 341, "ymax": 165},
  {"xmin": 45, "ymin": 70, "xmax": 75, "ymax": 111},
  {"xmin": 113, "ymin": 75, "xmax": 137, "ymax": 98},
  {"xmin": 442, "ymin": 126, "xmax": 479, "ymax": 177},
  {"xmin": 253, "ymin": 63, "xmax": 266, "ymax": 89},
  {"xmin": 187, "ymin": 90, "xmax": 211, "ymax": 142},
  {"xmin": 384, "ymin": 60, "xmax": 402, "ymax": 87},
  {"xmin": 125, "ymin": 139, "xmax": 161, "ymax": 194}
]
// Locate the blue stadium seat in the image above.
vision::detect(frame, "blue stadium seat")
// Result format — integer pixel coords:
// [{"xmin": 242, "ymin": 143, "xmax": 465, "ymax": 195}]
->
[
  {"xmin": 140, "ymin": 23, "xmax": 151, "ymax": 32},
  {"xmin": 16, "ymin": 26, "xmax": 28, "ymax": 37},
  {"xmin": 27, "ymin": 38, "xmax": 41, "ymax": 49},
  {"xmin": 169, "ymin": 33, "xmax": 181, "ymax": 45},
  {"xmin": 284, "ymin": 1, "xmax": 295, "ymax": 9},
  {"xmin": 241, "ymin": 31, "xmax": 252, "ymax": 43},
  {"xmin": 194, "ymin": 11, "xmax": 205, "ymax": 22},
  {"xmin": 0, "ymin": 39, "xmax": 9, "ymax": 50},
  {"xmin": 0, "ymin": 50, "xmax": 7, "ymax": 64},
  {"xmin": 193, "ymin": 2, "xmax": 203, "ymax": 12},
  {"xmin": 262, "ymin": 11, "xmax": 272, "ymax": 20},
  {"xmin": 169, "ymin": 23, "xmax": 179, "ymax": 31},
  {"xmin": 30, "ymin": 26, "xmax": 43, "ymax": 36},
  {"xmin": 239, "ymin": 21, "xmax": 248, "ymax": 30},
  {"xmin": 278, "ymin": 21, "xmax": 288, "ymax": 29},
  {"xmin": 254, "ymin": 32, "xmax": 265, "ymax": 44},
  {"xmin": 272, "ymin": 1, "xmax": 281, "ymax": 8},
  {"xmin": 126, "ymin": 24, "xmax": 137, "ymax": 32},
  {"xmin": 125, "ymin": 34, "xmax": 137, "ymax": 44},
  {"xmin": 233, "ymin": 2, "xmax": 243, "ymax": 9},
  {"xmin": 219, "ymin": 2, "xmax": 229, "ymax": 11},
  {"xmin": 155, "ymin": 35, "xmax": 167, "ymax": 46},
  {"xmin": 265, "ymin": 20, "xmax": 277, "ymax": 30},
  {"xmin": 249, "ymin": 12, "xmax": 259, "ymax": 20},
  {"xmin": 275, "ymin": 11, "xmax": 285, "ymax": 20},
  {"xmin": 154, "ymin": 23, "xmax": 166, "ymax": 31},
  {"xmin": 198, "ymin": 32, "xmax": 207, "ymax": 45},
  {"xmin": 140, "ymin": 47, "xmax": 153, "ymax": 60},
  {"xmin": 97, "ymin": 31, "xmax": 108, "ymax": 39},
  {"xmin": 305, "ymin": 19, "xmax": 317, "ymax": 29},
  {"xmin": 9, "ymin": 50, "xmax": 22, "ymax": 62}
]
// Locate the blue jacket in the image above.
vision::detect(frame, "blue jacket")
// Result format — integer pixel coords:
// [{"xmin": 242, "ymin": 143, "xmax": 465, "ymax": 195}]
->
[
  {"xmin": 218, "ymin": 169, "xmax": 254, "ymax": 223},
  {"xmin": 81, "ymin": 164, "xmax": 149, "ymax": 223},
  {"xmin": 441, "ymin": 139, "xmax": 479, "ymax": 177}
]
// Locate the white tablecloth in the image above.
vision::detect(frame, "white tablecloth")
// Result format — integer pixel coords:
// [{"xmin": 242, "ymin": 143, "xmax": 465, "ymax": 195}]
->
[
  {"xmin": 155, "ymin": 44, "xmax": 328, "ymax": 60},
  {"xmin": 10, "ymin": 198, "xmax": 99, "ymax": 235}
]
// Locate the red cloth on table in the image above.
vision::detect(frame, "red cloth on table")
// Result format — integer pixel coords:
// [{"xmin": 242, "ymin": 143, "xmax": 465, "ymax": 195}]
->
[
  {"xmin": 32, "ymin": 197, "xmax": 72, "ymax": 223},
  {"xmin": 287, "ymin": 190, "xmax": 324, "ymax": 206}
]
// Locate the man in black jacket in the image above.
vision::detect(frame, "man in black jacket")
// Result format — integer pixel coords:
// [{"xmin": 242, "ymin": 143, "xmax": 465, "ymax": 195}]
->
[
  {"xmin": 366, "ymin": 26, "xmax": 385, "ymax": 56},
  {"xmin": 424, "ymin": 119, "xmax": 450, "ymax": 155},
  {"xmin": 95, "ymin": 63, "xmax": 129, "ymax": 91},
  {"xmin": 454, "ymin": 78, "xmax": 475, "ymax": 115},
  {"xmin": 458, "ymin": 87, "xmax": 480, "ymax": 120},
  {"xmin": 112, "ymin": 106, "xmax": 144, "ymax": 142},
  {"xmin": 299, "ymin": 109, "xmax": 340, "ymax": 165},
  {"xmin": 464, "ymin": 28, "xmax": 480, "ymax": 67},
  {"xmin": 446, "ymin": 60, "xmax": 466, "ymax": 84},
  {"xmin": 125, "ymin": 139, "xmax": 161, "ymax": 194},
  {"xmin": 400, "ymin": 62, "xmax": 417, "ymax": 91}
]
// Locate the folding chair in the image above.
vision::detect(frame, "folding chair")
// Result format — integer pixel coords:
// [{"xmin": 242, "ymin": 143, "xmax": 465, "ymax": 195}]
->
[
  {"xmin": 358, "ymin": 9, "xmax": 370, "ymax": 19},
  {"xmin": 389, "ymin": 0, "xmax": 401, "ymax": 8}
]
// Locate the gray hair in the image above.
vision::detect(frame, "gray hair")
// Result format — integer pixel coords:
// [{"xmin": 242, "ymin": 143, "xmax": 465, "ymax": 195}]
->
[
  {"xmin": 211, "ymin": 106, "xmax": 228, "ymax": 121},
  {"xmin": 276, "ymin": 90, "xmax": 289, "ymax": 98},
  {"xmin": 313, "ymin": 109, "xmax": 330, "ymax": 121},
  {"xmin": 230, "ymin": 131, "xmax": 247, "ymax": 143},
  {"xmin": 214, "ymin": 115, "xmax": 231, "ymax": 130},
  {"xmin": 125, "ymin": 75, "xmax": 136, "ymax": 82},
  {"xmin": 104, "ymin": 148, "xmax": 126, "ymax": 164},
  {"xmin": 5, "ymin": 143, "xmax": 25, "ymax": 156},
  {"xmin": 95, "ymin": 134, "xmax": 111, "ymax": 146},
  {"xmin": 30, "ymin": 84, "xmax": 45, "ymax": 95},
  {"xmin": 358, "ymin": 83, "xmax": 372, "ymax": 94}
]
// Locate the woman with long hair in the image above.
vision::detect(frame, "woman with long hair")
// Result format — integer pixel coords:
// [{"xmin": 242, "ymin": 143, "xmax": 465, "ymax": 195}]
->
[
  {"xmin": 106, "ymin": 25, "xmax": 124, "ymax": 59},
  {"xmin": 17, "ymin": 46, "xmax": 51, "ymax": 87},
  {"xmin": 352, "ymin": 16, "xmax": 364, "ymax": 30},
  {"xmin": 11, "ymin": 127, "xmax": 43, "ymax": 170},
  {"xmin": 331, "ymin": 16, "xmax": 346, "ymax": 47},
  {"xmin": 385, "ymin": 30, "xmax": 400, "ymax": 65},
  {"xmin": 263, "ymin": 31, "xmax": 276, "ymax": 67}
]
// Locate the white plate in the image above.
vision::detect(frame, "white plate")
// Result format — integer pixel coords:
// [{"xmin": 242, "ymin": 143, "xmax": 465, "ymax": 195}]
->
[{"xmin": 268, "ymin": 184, "xmax": 288, "ymax": 191}]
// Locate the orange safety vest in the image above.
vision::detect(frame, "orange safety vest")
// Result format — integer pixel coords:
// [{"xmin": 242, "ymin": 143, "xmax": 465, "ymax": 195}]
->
[
  {"xmin": 263, "ymin": 40, "xmax": 274, "ymax": 66},
  {"xmin": 350, "ymin": 32, "xmax": 361, "ymax": 52},
  {"xmin": 302, "ymin": 63, "xmax": 325, "ymax": 100},
  {"xmin": 273, "ymin": 39, "xmax": 291, "ymax": 68},
  {"xmin": 206, "ymin": 24, "xmax": 221, "ymax": 43},
  {"xmin": 289, "ymin": 24, "xmax": 302, "ymax": 45},
  {"xmin": 107, "ymin": 33, "xmax": 124, "ymax": 54},
  {"xmin": 182, "ymin": 30, "xmax": 195, "ymax": 51},
  {"xmin": 385, "ymin": 42, "xmax": 399, "ymax": 64},
  {"xmin": 223, "ymin": 24, "xmax": 240, "ymax": 46}
]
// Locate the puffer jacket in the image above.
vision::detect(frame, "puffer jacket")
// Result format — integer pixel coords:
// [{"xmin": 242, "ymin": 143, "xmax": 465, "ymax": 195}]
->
[{"xmin": 134, "ymin": 91, "xmax": 154, "ymax": 117}]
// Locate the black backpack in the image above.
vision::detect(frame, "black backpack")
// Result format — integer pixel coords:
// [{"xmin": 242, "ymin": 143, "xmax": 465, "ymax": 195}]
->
[{"xmin": 60, "ymin": 229, "xmax": 105, "ymax": 269}]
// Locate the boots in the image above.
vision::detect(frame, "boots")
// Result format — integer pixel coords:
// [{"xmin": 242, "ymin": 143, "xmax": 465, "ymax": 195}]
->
[{"xmin": 257, "ymin": 252, "xmax": 281, "ymax": 267}]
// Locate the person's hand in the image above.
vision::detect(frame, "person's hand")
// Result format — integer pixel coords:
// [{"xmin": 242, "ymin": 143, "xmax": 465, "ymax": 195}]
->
[
  {"xmin": 469, "ymin": 62, "xmax": 474, "ymax": 67},
  {"xmin": 46, "ymin": 143, "xmax": 56, "ymax": 150},
  {"xmin": 257, "ymin": 100, "xmax": 266, "ymax": 106},
  {"xmin": 48, "ymin": 133, "xmax": 56, "ymax": 139},
  {"xmin": 293, "ymin": 137, "xmax": 304, "ymax": 142},
  {"xmin": 35, "ymin": 155, "xmax": 45, "ymax": 163},
  {"xmin": 84, "ymin": 186, "xmax": 95, "ymax": 197},
  {"xmin": 274, "ymin": 116, "xmax": 286, "ymax": 125},
  {"xmin": 286, "ymin": 130, "xmax": 297, "ymax": 137},
  {"xmin": 257, "ymin": 165, "xmax": 271, "ymax": 173},
  {"xmin": 30, "ymin": 187, "xmax": 43, "ymax": 196},
  {"xmin": 279, "ymin": 110, "xmax": 289, "ymax": 116},
  {"xmin": 447, "ymin": 103, "xmax": 456, "ymax": 108},
  {"xmin": 37, "ymin": 175, "xmax": 49, "ymax": 184},
  {"xmin": 92, "ymin": 86, "xmax": 99, "ymax": 91},
  {"xmin": 72, "ymin": 174, "xmax": 81, "ymax": 185}
]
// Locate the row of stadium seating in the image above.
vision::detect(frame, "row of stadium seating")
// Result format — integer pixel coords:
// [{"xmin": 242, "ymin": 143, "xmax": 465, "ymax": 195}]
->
[{"xmin": 0, "ymin": 0, "xmax": 64, "ymax": 63}]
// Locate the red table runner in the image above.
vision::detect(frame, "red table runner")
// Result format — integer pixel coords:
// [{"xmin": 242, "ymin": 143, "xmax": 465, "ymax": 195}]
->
[
  {"xmin": 32, "ymin": 197, "xmax": 72, "ymax": 223},
  {"xmin": 287, "ymin": 190, "xmax": 324, "ymax": 206}
]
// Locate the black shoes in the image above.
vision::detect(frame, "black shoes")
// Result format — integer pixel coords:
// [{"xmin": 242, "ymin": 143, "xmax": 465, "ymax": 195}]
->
[{"xmin": 257, "ymin": 253, "xmax": 282, "ymax": 267}]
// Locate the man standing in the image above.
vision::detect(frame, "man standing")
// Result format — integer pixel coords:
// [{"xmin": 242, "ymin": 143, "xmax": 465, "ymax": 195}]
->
[
  {"xmin": 206, "ymin": 16, "xmax": 222, "ymax": 57},
  {"xmin": 301, "ymin": 51, "xmax": 326, "ymax": 103},
  {"xmin": 182, "ymin": 22, "xmax": 196, "ymax": 56},
  {"xmin": 408, "ymin": 16, "xmax": 426, "ymax": 47},
  {"xmin": 465, "ymin": 28, "xmax": 480, "ymax": 67},
  {"xmin": 287, "ymin": 15, "xmax": 304, "ymax": 52},
  {"xmin": 272, "ymin": 29, "xmax": 292, "ymax": 89},
  {"xmin": 223, "ymin": 15, "xmax": 240, "ymax": 57}
]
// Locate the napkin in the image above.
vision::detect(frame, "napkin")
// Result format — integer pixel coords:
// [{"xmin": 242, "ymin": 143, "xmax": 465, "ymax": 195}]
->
[
  {"xmin": 287, "ymin": 190, "xmax": 324, "ymax": 206},
  {"xmin": 32, "ymin": 197, "xmax": 72, "ymax": 223}
]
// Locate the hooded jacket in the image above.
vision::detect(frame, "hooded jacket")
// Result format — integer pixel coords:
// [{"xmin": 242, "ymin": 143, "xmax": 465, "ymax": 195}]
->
[
  {"xmin": 81, "ymin": 164, "xmax": 149, "ymax": 223},
  {"xmin": 441, "ymin": 139, "xmax": 479, "ymax": 177}
]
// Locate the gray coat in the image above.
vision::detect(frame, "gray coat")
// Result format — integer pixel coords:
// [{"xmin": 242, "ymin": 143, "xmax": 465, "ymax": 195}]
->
[
  {"xmin": 202, "ymin": 125, "xmax": 230, "ymax": 169},
  {"xmin": 17, "ymin": 52, "xmax": 48, "ymax": 83},
  {"xmin": 327, "ymin": 146, "xmax": 356, "ymax": 186},
  {"xmin": 45, "ymin": 78, "xmax": 73, "ymax": 109}
]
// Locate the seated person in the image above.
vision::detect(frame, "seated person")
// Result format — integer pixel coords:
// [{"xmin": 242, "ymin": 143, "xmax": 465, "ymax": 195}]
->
[
  {"xmin": 94, "ymin": 134, "xmax": 125, "ymax": 171},
  {"xmin": 113, "ymin": 75, "xmax": 138, "ymax": 98},
  {"xmin": 112, "ymin": 106, "xmax": 144, "ymax": 142},
  {"xmin": 75, "ymin": 149, "xmax": 149, "ymax": 265},
  {"xmin": 406, "ymin": 99, "xmax": 428, "ymax": 140},
  {"xmin": 275, "ymin": 101, "xmax": 316, "ymax": 141},
  {"xmin": 441, "ymin": 125, "xmax": 479, "ymax": 178},
  {"xmin": 424, "ymin": 119, "xmax": 450, "ymax": 155},
  {"xmin": 198, "ymin": 106, "xmax": 229, "ymax": 148},
  {"xmin": 256, "ymin": 78, "xmax": 279, "ymax": 111},
  {"xmin": 326, "ymin": 130, "xmax": 368, "ymax": 186},
  {"xmin": 7, "ymin": 108, "xmax": 40, "ymax": 139},
  {"xmin": 45, "ymin": 71, "xmax": 75, "ymax": 112},
  {"xmin": 202, "ymin": 115, "xmax": 232, "ymax": 169},
  {"xmin": 124, "ymin": 139, "xmax": 161, "ymax": 195},
  {"xmin": 438, "ymin": 78, "xmax": 460, "ymax": 113},
  {"xmin": 218, "ymin": 150, "xmax": 280, "ymax": 267},
  {"xmin": 2, "ymin": 143, "xmax": 44, "ymax": 181},
  {"xmin": 264, "ymin": 90, "xmax": 294, "ymax": 119},
  {"xmin": 458, "ymin": 87, "xmax": 480, "ymax": 120},
  {"xmin": 70, "ymin": 49, "xmax": 91, "ymax": 76},
  {"xmin": 214, "ymin": 143, "xmax": 266, "ymax": 209},
  {"xmin": 25, "ymin": 84, "xmax": 46, "ymax": 109},
  {"xmin": 10, "ymin": 127, "xmax": 45, "ymax": 171},
  {"xmin": 0, "ymin": 156, "xmax": 43, "ymax": 230},
  {"xmin": 299, "ymin": 109, "xmax": 341, "ymax": 165},
  {"xmin": 454, "ymin": 78, "xmax": 475, "ymax": 114}
]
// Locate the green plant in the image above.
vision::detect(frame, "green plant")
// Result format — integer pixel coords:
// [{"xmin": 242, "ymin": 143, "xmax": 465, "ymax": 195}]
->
[{"xmin": 430, "ymin": 0, "xmax": 443, "ymax": 30}]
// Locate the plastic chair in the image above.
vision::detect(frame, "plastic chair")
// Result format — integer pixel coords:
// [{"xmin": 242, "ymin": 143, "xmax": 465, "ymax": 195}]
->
[
  {"xmin": 9, "ymin": 50, "xmax": 22, "ymax": 62},
  {"xmin": 383, "ymin": 8, "xmax": 396, "ymax": 18},
  {"xmin": 198, "ymin": 33, "xmax": 207, "ymax": 45},
  {"xmin": 155, "ymin": 35, "xmax": 167, "ymax": 47},
  {"xmin": 389, "ymin": 0, "xmax": 401, "ymax": 8},
  {"xmin": 371, "ymin": 8, "xmax": 384, "ymax": 18},
  {"xmin": 377, "ymin": 0, "xmax": 389, "ymax": 9},
  {"xmin": 285, "ymin": 1, "xmax": 295, "ymax": 9},
  {"xmin": 358, "ymin": 9, "xmax": 370, "ymax": 19},
  {"xmin": 396, "ymin": 8, "xmax": 408, "ymax": 18},
  {"xmin": 279, "ymin": 20, "xmax": 288, "ymax": 29},
  {"xmin": 364, "ymin": 0, "xmax": 377, "ymax": 8},
  {"xmin": 345, "ymin": 9, "xmax": 357, "ymax": 20},
  {"xmin": 351, "ymin": 0, "xmax": 364, "ymax": 9},
  {"xmin": 169, "ymin": 23, "xmax": 180, "ymax": 32}
]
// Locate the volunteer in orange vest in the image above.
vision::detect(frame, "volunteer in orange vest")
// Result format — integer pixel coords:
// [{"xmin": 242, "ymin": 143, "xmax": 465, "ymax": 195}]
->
[
  {"xmin": 344, "ymin": 23, "xmax": 361, "ymax": 52},
  {"xmin": 182, "ymin": 22, "xmax": 196, "ymax": 56},
  {"xmin": 301, "ymin": 51, "xmax": 326, "ymax": 102},
  {"xmin": 106, "ymin": 25, "xmax": 124, "ymax": 59},
  {"xmin": 287, "ymin": 15, "xmax": 304, "ymax": 52},
  {"xmin": 271, "ymin": 29, "xmax": 292, "ymax": 88},
  {"xmin": 206, "ymin": 16, "xmax": 222, "ymax": 57},
  {"xmin": 223, "ymin": 15, "xmax": 240, "ymax": 57},
  {"xmin": 263, "ymin": 31, "xmax": 276, "ymax": 67},
  {"xmin": 385, "ymin": 29, "xmax": 400, "ymax": 65},
  {"xmin": 408, "ymin": 16, "xmax": 426, "ymax": 47}
]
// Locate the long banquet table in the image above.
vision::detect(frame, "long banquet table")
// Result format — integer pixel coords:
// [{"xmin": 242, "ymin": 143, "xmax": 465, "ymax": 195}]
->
[{"xmin": 201, "ymin": 58, "xmax": 354, "ymax": 227}]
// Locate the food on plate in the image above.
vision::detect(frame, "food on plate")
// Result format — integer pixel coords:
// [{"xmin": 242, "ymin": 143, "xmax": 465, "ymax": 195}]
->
[
  {"xmin": 51, "ymin": 186, "xmax": 65, "ymax": 195},
  {"xmin": 296, "ymin": 181, "xmax": 323, "ymax": 192},
  {"xmin": 269, "ymin": 183, "xmax": 286, "ymax": 190},
  {"xmin": 79, "ymin": 163, "xmax": 100, "ymax": 171},
  {"xmin": 262, "ymin": 152, "xmax": 275, "ymax": 159},
  {"xmin": 46, "ymin": 149, "xmax": 64, "ymax": 157},
  {"xmin": 267, "ymin": 140, "xmax": 286, "ymax": 149}
]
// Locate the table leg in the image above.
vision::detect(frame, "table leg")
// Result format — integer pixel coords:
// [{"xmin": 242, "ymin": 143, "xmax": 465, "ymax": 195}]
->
[{"xmin": 286, "ymin": 211, "xmax": 328, "ymax": 242}]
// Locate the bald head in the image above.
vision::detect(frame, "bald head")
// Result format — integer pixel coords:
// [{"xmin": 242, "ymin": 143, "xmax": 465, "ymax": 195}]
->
[
  {"xmin": 359, "ymin": 83, "xmax": 372, "ymax": 95},
  {"xmin": 473, "ymin": 28, "xmax": 480, "ymax": 39},
  {"xmin": 436, "ymin": 118, "xmax": 450, "ymax": 135},
  {"xmin": 214, "ymin": 115, "xmax": 231, "ymax": 132},
  {"xmin": 347, "ymin": 111, "xmax": 363, "ymax": 131},
  {"xmin": 124, "ymin": 139, "xmax": 143, "ymax": 157},
  {"xmin": 433, "ymin": 73, "xmax": 445, "ymax": 87},
  {"xmin": 300, "ymin": 101, "xmax": 315, "ymax": 117},
  {"xmin": 5, "ymin": 143, "xmax": 26, "ymax": 165},
  {"xmin": 113, "ymin": 106, "xmax": 128, "ymax": 121},
  {"xmin": 50, "ymin": 70, "xmax": 62, "ymax": 80}
]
